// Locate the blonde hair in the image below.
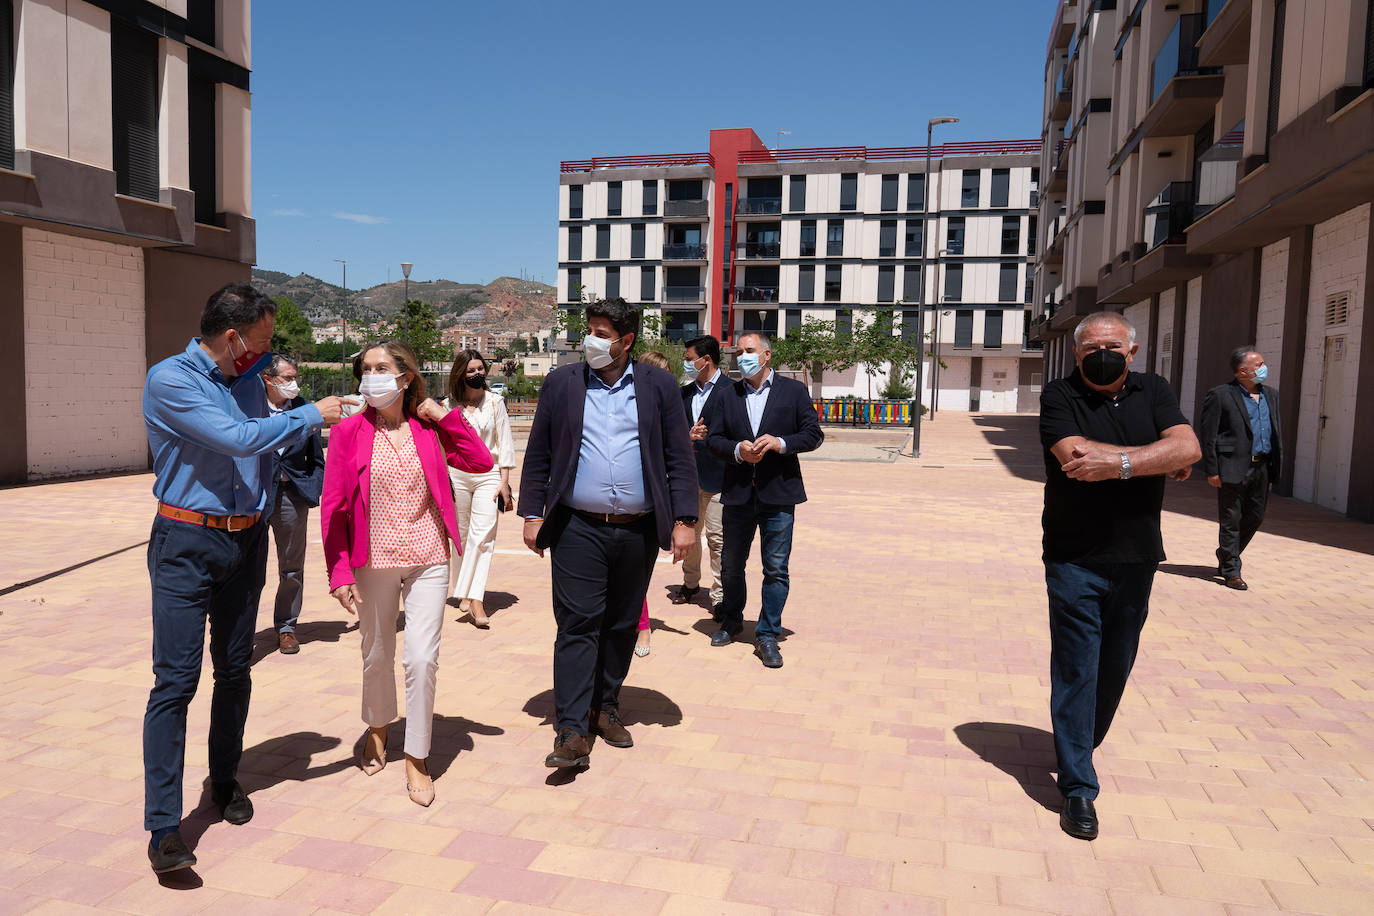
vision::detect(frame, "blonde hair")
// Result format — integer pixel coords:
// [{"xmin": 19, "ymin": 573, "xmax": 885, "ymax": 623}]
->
[
  {"xmin": 638, "ymin": 350, "xmax": 671, "ymax": 371},
  {"xmin": 354, "ymin": 340, "xmax": 427, "ymax": 418}
]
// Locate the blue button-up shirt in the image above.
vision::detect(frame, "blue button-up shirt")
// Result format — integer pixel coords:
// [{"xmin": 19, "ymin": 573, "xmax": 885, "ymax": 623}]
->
[
  {"xmin": 565, "ymin": 363, "xmax": 650, "ymax": 514},
  {"xmin": 1237, "ymin": 381, "xmax": 1272, "ymax": 455},
  {"xmin": 733, "ymin": 370, "xmax": 787, "ymax": 462},
  {"xmin": 144, "ymin": 339, "xmax": 323, "ymax": 516}
]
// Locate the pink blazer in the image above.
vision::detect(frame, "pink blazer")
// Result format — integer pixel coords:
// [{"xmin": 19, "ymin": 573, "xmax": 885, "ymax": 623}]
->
[{"xmin": 321, "ymin": 406, "xmax": 494, "ymax": 589}]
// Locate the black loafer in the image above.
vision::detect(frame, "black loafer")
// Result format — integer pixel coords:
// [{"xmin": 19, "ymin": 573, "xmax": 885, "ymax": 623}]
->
[
  {"xmin": 753, "ymin": 638, "xmax": 784, "ymax": 668},
  {"xmin": 1059, "ymin": 796, "xmax": 1098, "ymax": 840},
  {"xmin": 147, "ymin": 832, "xmax": 196, "ymax": 873},
  {"xmin": 210, "ymin": 780, "xmax": 253, "ymax": 825},
  {"xmin": 710, "ymin": 626, "xmax": 741, "ymax": 647}
]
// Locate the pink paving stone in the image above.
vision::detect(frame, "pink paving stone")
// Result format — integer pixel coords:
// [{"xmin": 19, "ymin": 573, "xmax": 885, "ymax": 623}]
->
[
  {"xmin": 726, "ymin": 870, "xmax": 839, "ymax": 914},
  {"xmin": 789, "ymin": 849, "xmax": 894, "ymax": 890},
  {"xmin": 835, "ymin": 885, "xmax": 944, "ymax": 914},
  {"xmin": 600, "ymin": 824, "xmax": 698, "ymax": 859},
  {"xmin": 455, "ymin": 862, "xmax": 570, "ymax": 905},
  {"xmin": 691, "ymin": 838, "xmax": 795, "ymax": 876},
  {"xmin": 276, "ymin": 836, "xmax": 390, "ymax": 874},
  {"xmin": 440, "ymin": 831, "xmax": 547, "ymax": 867},
  {"xmin": 15, "ymin": 860, "xmax": 139, "ymax": 906},
  {"xmin": 748, "ymin": 819, "xmax": 847, "ymax": 854},
  {"xmin": 547, "ymin": 876, "xmax": 671, "ymax": 915},
  {"xmin": 278, "ymin": 870, "xmax": 402, "ymax": 914},
  {"xmin": 0, "ymin": 851, "xmax": 62, "ymax": 890}
]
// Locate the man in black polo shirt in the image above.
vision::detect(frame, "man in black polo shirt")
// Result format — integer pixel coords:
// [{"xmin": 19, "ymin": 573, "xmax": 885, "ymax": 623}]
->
[{"xmin": 1039, "ymin": 311, "xmax": 1201, "ymax": 841}]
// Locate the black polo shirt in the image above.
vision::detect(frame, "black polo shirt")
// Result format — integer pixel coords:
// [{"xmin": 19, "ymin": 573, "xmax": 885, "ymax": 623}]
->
[{"xmin": 1040, "ymin": 369, "xmax": 1189, "ymax": 565}]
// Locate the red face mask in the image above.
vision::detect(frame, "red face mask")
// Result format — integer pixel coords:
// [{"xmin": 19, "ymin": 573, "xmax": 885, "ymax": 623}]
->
[{"xmin": 228, "ymin": 332, "xmax": 263, "ymax": 376}]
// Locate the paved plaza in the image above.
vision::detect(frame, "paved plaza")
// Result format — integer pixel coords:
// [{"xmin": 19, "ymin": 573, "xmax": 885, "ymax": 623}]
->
[{"xmin": 2, "ymin": 414, "xmax": 1373, "ymax": 914}]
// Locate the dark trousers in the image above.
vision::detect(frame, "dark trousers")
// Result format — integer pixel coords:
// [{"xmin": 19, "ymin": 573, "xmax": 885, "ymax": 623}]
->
[
  {"xmin": 1045, "ymin": 560, "xmax": 1155, "ymax": 800},
  {"xmin": 267, "ymin": 485, "xmax": 311, "ymax": 633},
  {"xmin": 549, "ymin": 512, "xmax": 657, "ymax": 735},
  {"xmin": 144, "ymin": 514, "xmax": 267, "ymax": 831},
  {"xmin": 719, "ymin": 494, "xmax": 795, "ymax": 640},
  {"xmin": 1216, "ymin": 463, "xmax": 1269, "ymax": 578}
]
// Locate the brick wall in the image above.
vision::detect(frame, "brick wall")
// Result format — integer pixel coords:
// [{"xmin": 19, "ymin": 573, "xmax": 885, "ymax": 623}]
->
[
  {"xmin": 23, "ymin": 228, "xmax": 148, "ymax": 478},
  {"xmin": 1255, "ymin": 238, "xmax": 1290, "ymax": 381}
]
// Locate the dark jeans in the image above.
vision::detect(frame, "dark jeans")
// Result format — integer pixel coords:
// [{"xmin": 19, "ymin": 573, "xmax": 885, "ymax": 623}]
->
[
  {"xmin": 144, "ymin": 514, "xmax": 267, "ymax": 832},
  {"xmin": 1045, "ymin": 560, "xmax": 1155, "ymax": 800},
  {"xmin": 549, "ymin": 512, "xmax": 657, "ymax": 735},
  {"xmin": 1216, "ymin": 463, "xmax": 1269, "ymax": 577},
  {"xmin": 267, "ymin": 485, "xmax": 311, "ymax": 633},
  {"xmin": 719, "ymin": 495, "xmax": 795, "ymax": 640}
]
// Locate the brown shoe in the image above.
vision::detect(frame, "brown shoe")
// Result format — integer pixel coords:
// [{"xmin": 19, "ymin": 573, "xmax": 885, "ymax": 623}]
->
[
  {"xmin": 278, "ymin": 632, "xmax": 300, "ymax": 654},
  {"xmin": 591, "ymin": 707, "xmax": 634, "ymax": 748},
  {"xmin": 545, "ymin": 728, "xmax": 590, "ymax": 768},
  {"xmin": 671, "ymin": 586, "xmax": 699, "ymax": 605},
  {"xmin": 1225, "ymin": 576, "xmax": 1248, "ymax": 590}
]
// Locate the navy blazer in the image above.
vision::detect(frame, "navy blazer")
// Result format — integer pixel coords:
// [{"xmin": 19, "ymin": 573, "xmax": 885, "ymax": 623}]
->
[
  {"xmin": 517, "ymin": 360, "xmax": 699, "ymax": 551},
  {"xmin": 706, "ymin": 372, "xmax": 824, "ymax": 506},
  {"xmin": 270, "ymin": 396, "xmax": 325, "ymax": 507},
  {"xmin": 681, "ymin": 373, "xmax": 729, "ymax": 494},
  {"xmin": 1199, "ymin": 381, "xmax": 1282, "ymax": 486}
]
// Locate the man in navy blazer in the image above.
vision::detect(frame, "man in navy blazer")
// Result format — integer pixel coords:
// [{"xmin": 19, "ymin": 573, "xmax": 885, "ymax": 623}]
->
[
  {"xmin": 519, "ymin": 298, "xmax": 698, "ymax": 767},
  {"xmin": 706, "ymin": 331, "xmax": 824, "ymax": 668},
  {"xmin": 674, "ymin": 334, "xmax": 729, "ymax": 616}
]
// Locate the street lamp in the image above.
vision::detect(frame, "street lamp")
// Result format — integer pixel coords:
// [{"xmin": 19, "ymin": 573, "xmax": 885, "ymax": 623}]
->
[
  {"xmin": 400, "ymin": 262, "xmax": 413, "ymax": 345},
  {"xmin": 909, "ymin": 116, "xmax": 959, "ymax": 458},
  {"xmin": 775, "ymin": 129, "xmax": 790, "ymax": 151},
  {"xmin": 333, "ymin": 258, "xmax": 348, "ymax": 389}
]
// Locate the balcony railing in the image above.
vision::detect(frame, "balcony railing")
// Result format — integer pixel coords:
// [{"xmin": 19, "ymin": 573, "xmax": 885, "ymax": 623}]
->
[
  {"xmin": 663, "ymin": 199, "xmax": 709, "ymax": 218},
  {"xmin": 662, "ymin": 243, "xmax": 707, "ymax": 260},
  {"xmin": 799, "ymin": 243, "xmax": 817, "ymax": 257},
  {"xmin": 734, "ymin": 286, "xmax": 780, "ymax": 303},
  {"xmin": 737, "ymin": 140, "xmax": 1040, "ymax": 164},
  {"xmin": 1144, "ymin": 181, "xmax": 1195, "ymax": 250},
  {"xmin": 560, "ymin": 152, "xmax": 714, "ymax": 172},
  {"xmin": 1194, "ymin": 120, "xmax": 1244, "ymax": 221},
  {"xmin": 736, "ymin": 197, "xmax": 782, "ymax": 215},
  {"xmin": 662, "ymin": 285, "xmax": 705, "ymax": 303},
  {"xmin": 1151, "ymin": 14, "xmax": 1222, "ymax": 103},
  {"xmin": 739, "ymin": 241, "xmax": 781, "ymax": 259}
]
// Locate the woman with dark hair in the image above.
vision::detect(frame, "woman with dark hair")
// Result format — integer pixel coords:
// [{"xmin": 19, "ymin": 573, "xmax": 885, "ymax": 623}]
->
[
  {"xmin": 443, "ymin": 349, "xmax": 516, "ymax": 627},
  {"xmin": 320, "ymin": 340, "xmax": 493, "ymax": 806}
]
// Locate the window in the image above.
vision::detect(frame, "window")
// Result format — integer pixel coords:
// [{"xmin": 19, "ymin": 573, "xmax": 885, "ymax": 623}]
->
[
  {"xmin": 961, "ymin": 170, "xmax": 980, "ymax": 208},
  {"xmin": 881, "ymin": 174, "xmax": 899, "ymax": 211},
  {"xmin": 567, "ymin": 268, "xmax": 582, "ymax": 301},
  {"xmin": 946, "ymin": 217, "xmax": 965, "ymax": 255},
  {"xmin": 186, "ymin": 0, "xmax": 216, "ymax": 45},
  {"xmin": 789, "ymin": 174, "xmax": 806, "ymax": 212},
  {"xmin": 1001, "ymin": 216, "xmax": 1020, "ymax": 255},
  {"xmin": 569, "ymin": 185, "xmax": 583, "ymax": 219},
  {"xmin": 642, "ymin": 180, "xmax": 657, "ymax": 216},
  {"xmin": 827, "ymin": 222, "xmax": 844, "ymax": 257},
  {"xmin": 1028, "ymin": 214, "xmax": 1038, "ymax": 256},
  {"xmin": 878, "ymin": 266, "xmax": 895, "ymax": 303},
  {"xmin": 112, "ymin": 20, "xmax": 161, "ymax": 201},
  {"xmin": 902, "ymin": 309, "xmax": 921, "ymax": 343},
  {"xmin": 903, "ymin": 266, "xmax": 922, "ymax": 301},
  {"xmin": 999, "ymin": 264, "xmax": 1018, "ymax": 301},
  {"xmin": 1, "ymin": 0, "xmax": 16, "ymax": 170},
  {"xmin": 798, "ymin": 265, "xmax": 815, "ymax": 301},
  {"xmin": 605, "ymin": 266, "xmax": 620, "ymax": 299},
  {"xmin": 879, "ymin": 221, "xmax": 897, "ymax": 257},
  {"xmin": 595, "ymin": 224, "xmax": 610, "ymax": 259},
  {"xmin": 990, "ymin": 168, "xmax": 1010, "ymax": 208},
  {"xmin": 944, "ymin": 263, "xmax": 963, "ymax": 302},
  {"xmin": 188, "ymin": 72, "xmax": 216, "ymax": 224},
  {"xmin": 631, "ymin": 224, "xmax": 645, "ymax": 259},
  {"xmin": 786, "ymin": 309, "xmax": 802, "ymax": 337},
  {"xmin": 954, "ymin": 310, "xmax": 974, "ymax": 349},
  {"xmin": 835, "ymin": 308, "xmax": 852, "ymax": 337},
  {"xmin": 607, "ymin": 181, "xmax": 622, "ymax": 216},
  {"xmin": 984, "ymin": 310, "xmax": 1004, "ymax": 348},
  {"xmin": 567, "ymin": 226, "xmax": 582, "ymax": 261},
  {"xmin": 824, "ymin": 265, "xmax": 842, "ymax": 302},
  {"xmin": 905, "ymin": 221, "xmax": 923, "ymax": 257},
  {"xmin": 1267, "ymin": 0, "xmax": 1286, "ymax": 142},
  {"xmin": 640, "ymin": 266, "xmax": 655, "ymax": 302},
  {"xmin": 840, "ymin": 173, "xmax": 858, "ymax": 211},
  {"xmin": 907, "ymin": 173, "xmax": 925, "ymax": 211},
  {"xmin": 800, "ymin": 220, "xmax": 817, "ymax": 257}
]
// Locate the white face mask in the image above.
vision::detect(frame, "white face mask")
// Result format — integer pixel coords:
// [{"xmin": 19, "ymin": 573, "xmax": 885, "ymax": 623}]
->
[
  {"xmin": 358, "ymin": 372, "xmax": 405, "ymax": 409},
  {"xmin": 582, "ymin": 334, "xmax": 619, "ymax": 370},
  {"xmin": 273, "ymin": 380, "xmax": 300, "ymax": 399}
]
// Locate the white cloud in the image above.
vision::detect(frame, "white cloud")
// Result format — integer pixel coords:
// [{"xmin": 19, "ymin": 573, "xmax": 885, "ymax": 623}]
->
[
  {"xmin": 272, "ymin": 208, "xmax": 307, "ymax": 217},
  {"xmin": 333, "ymin": 211, "xmax": 391, "ymax": 225}
]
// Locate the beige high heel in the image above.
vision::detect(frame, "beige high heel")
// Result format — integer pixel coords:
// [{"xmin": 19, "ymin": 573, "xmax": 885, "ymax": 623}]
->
[
  {"xmin": 360, "ymin": 726, "xmax": 387, "ymax": 776},
  {"xmin": 468, "ymin": 600, "xmax": 490, "ymax": 629},
  {"xmin": 405, "ymin": 755, "xmax": 434, "ymax": 807}
]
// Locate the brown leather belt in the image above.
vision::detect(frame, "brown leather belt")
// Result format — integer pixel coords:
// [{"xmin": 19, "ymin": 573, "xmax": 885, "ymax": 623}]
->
[
  {"xmin": 573, "ymin": 509, "xmax": 651, "ymax": 526},
  {"xmin": 158, "ymin": 502, "xmax": 261, "ymax": 532}
]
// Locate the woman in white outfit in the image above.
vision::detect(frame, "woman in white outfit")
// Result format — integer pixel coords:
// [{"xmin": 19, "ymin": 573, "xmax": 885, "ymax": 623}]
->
[{"xmin": 443, "ymin": 349, "xmax": 516, "ymax": 627}]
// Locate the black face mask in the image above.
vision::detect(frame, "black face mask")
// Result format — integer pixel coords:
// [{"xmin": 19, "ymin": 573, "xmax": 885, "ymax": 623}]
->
[
  {"xmin": 464, "ymin": 374, "xmax": 487, "ymax": 390},
  {"xmin": 1081, "ymin": 348, "xmax": 1127, "ymax": 386}
]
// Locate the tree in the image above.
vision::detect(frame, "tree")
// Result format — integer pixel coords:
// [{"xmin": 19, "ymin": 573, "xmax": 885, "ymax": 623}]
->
[
  {"xmin": 270, "ymin": 296, "xmax": 314, "ymax": 359},
  {"xmin": 770, "ymin": 318, "xmax": 855, "ymax": 397},
  {"xmin": 853, "ymin": 308, "xmax": 924, "ymax": 400},
  {"xmin": 379, "ymin": 299, "xmax": 449, "ymax": 363},
  {"xmin": 510, "ymin": 337, "xmax": 529, "ymax": 354}
]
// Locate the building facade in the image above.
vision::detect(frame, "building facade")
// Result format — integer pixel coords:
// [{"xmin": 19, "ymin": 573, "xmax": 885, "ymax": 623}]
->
[
  {"xmin": 557, "ymin": 128, "xmax": 1044, "ymax": 410},
  {"xmin": 1, "ymin": 0, "xmax": 254, "ymax": 483},
  {"xmin": 1031, "ymin": 0, "xmax": 1374, "ymax": 519}
]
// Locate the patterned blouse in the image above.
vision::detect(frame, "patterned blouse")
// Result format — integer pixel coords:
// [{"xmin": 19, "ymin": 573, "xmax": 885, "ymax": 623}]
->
[{"xmin": 368, "ymin": 424, "xmax": 449, "ymax": 568}]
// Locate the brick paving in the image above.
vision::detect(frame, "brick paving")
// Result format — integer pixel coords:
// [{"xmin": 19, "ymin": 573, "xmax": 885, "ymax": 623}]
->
[{"xmin": 2, "ymin": 413, "xmax": 1373, "ymax": 914}]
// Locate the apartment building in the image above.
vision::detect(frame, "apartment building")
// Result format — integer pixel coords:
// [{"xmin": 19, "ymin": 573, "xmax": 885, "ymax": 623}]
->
[
  {"xmin": 0, "ymin": 0, "xmax": 255, "ymax": 483},
  {"xmin": 557, "ymin": 128, "xmax": 1044, "ymax": 410},
  {"xmin": 1030, "ymin": 0, "xmax": 1374, "ymax": 520}
]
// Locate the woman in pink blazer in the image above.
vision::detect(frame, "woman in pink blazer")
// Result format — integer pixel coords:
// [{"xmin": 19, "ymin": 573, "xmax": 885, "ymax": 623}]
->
[{"xmin": 321, "ymin": 340, "xmax": 492, "ymax": 806}]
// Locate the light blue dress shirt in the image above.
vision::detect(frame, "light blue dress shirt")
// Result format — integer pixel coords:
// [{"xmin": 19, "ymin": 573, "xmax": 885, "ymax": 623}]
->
[
  {"xmin": 691, "ymin": 369, "xmax": 722, "ymax": 423},
  {"xmin": 565, "ymin": 363, "xmax": 650, "ymax": 514},
  {"xmin": 1239, "ymin": 381, "xmax": 1273, "ymax": 456},
  {"xmin": 734, "ymin": 370, "xmax": 787, "ymax": 462},
  {"xmin": 144, "ymin": 339, "xmax": 323, "ymax": 516}
]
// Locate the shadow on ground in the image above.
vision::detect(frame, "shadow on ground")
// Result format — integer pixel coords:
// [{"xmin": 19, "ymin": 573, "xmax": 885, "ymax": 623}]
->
[
  {"xmin": 954, "ymin": 721, "xmax": 1061, "ymax": 811},
  {"xmin": 251, "ymin": 620, "xmax": 356, "ymax": 665},
  {"xmin": 522, "ymin": 686, "xmax": 683, "ymax": 730}
]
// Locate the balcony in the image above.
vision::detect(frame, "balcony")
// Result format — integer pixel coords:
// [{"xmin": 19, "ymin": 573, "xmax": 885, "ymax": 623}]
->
[
  {"xmin": 734, "ymin": 285, "xmax": 780, "ymax": 303},
  {"xmin": 1097, "ymin": 181, "xmax": 1211, "ymax": 303},
  {"xmin": 1144, "ymin": 181, "xmax": 1194, "ymax": 251},
  {"xmin": 738, "ymin": 241, "xmax": 781, "ymax": 259},
  {"xmin": 1197, "ymin": 0, "xmax": 1251, "ymax": 68},
  {"xmin": 663, "ymin": 199, "xmax": 710, "ymax": 220},
  {"xmin": 662, "ymin": 243, "xmax": 707, "ymax": 260},
  {"xmin": 735, "ymin": 197, "xmax": 782, "ymax": 217},
  {"xmin": 662, "ymin": 285, "xmax": 705, "ymax": 304},
  {"xmin": 1194, "ymin": 121, "xmax": 1244, "ymax": 222},
  {"xmin": 1143, "ymin": 14, "xmax": 1224, "ymax": 138},
  {"xmin": 1050, "ymin": 66, "xmax": 1072, "ymax": 122}
]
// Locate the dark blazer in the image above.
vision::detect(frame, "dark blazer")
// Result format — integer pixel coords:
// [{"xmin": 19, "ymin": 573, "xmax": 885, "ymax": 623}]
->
[
  {"xmin": 682, "ymin": 372, "xmax": 729, "ymax": 494},
  {"xmin": 1199, "ymin": 381, "xmax": 1282, "ymax": 485},
  {"xmin": 517, "ymin": 360, "xmax": 699, "ymax": 551},
  {"xmin": 273, "ymin": 396, "xmax": 326, "ymax": 506},
  {"xmin": 706, "ymin": 372, "xmax": 825, "ymax": 506}
]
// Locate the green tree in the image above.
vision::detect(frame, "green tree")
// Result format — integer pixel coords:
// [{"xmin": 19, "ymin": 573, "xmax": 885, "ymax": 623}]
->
[
  {"xmin": 770, "ymin": 317, "xmax": 855, "ymax": 396},
  {"xmin": 510, "ymin": 337, "xmax": 529, "ymax": 354},
  {"xmin": 852, "ymin": 308, "xmax": 926, "ymax": 400},
  {"xmin": 270, "ymin": 296, "xmax": 314, "ymax": 359},
  {"xmin": 380, "ymin": 299, "xmax": 449, "ymax": 363}
]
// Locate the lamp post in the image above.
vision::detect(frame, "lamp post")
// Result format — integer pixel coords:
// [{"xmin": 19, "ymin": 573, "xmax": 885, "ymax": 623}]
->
[
  {"xmin": 332, "ymin": 258, "xmax": 347, "ymax": 389},
  {"xmin": 400, "ymin": 262, "xmax": 413, "ymax": 345},
  {"xmin": 910, "ymin": 116, "xmax": 959, "ymax": 458},
  {"xmin": 775, "ymin": 129, "xmax": 790, "ymax": 151}
]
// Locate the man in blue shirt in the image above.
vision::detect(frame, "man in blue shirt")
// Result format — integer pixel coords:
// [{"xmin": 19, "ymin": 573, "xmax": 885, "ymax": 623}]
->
[{"xmin": 142, "ymin": 284, "xmax": 346, "ymax": 873}]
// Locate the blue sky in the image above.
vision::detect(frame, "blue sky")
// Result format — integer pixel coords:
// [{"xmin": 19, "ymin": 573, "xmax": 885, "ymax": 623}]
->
[{"xmin": 253, "ymin": 1, "xmax": 1054, "ymax": 290}]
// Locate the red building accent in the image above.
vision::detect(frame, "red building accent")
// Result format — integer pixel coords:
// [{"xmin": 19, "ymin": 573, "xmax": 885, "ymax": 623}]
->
[{"xmin": 708, "ymin": 129, "xmax": 771, "ymax": 344}]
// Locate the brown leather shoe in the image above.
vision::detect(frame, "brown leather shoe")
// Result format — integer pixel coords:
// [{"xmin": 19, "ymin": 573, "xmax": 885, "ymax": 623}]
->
[
  {"xmin": 590, "ymin": 707, "xmax": 634, "ymax": 748},
  {"xmin": 672, "ymin": 586, "xmax": 699, "ymax": 605},
  {"xmin": 1225, "ymin": 576, "xmax": 1248, "ymax": 590},
  {"xmin": 545, "ymin": 728, "xmax": 590, "ymax": 768},
  {"xmin": 278, "ymin": 632, "xmax": 300, "ymax": 654}
]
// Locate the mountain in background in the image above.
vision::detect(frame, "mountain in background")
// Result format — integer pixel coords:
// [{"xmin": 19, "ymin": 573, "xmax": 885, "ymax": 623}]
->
[{"xmin": 251, "ymin": 269, "xmax": 555, "ymax": 331}]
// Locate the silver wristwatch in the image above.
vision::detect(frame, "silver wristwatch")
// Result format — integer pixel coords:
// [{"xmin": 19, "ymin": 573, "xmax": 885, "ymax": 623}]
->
[{"xmin": 1118, "ymin": 451, "xmax": 1133, "ymax": 480}]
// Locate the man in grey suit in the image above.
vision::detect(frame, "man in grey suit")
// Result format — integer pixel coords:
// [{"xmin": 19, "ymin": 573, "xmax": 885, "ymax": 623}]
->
[{"xmin": 1199, "ymin": 347, "xmax": 1282, "ymax": 591}]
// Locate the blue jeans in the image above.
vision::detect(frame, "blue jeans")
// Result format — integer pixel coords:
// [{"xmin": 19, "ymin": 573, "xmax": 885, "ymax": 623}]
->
[
  {"xmin": 143, "ymin": 514, "xmax": 267, "ymax": 831},
  {"xmin": 719, "ymin": 496, "xmax": 795, "ymax": 640},
  {"xmin": 1045, "ymin": 561, "xmax": 1155, "ymax": 800}
]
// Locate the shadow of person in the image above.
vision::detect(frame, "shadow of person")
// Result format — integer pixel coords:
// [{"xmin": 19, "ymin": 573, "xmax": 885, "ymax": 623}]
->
[
  {"xmin": 250, "ymin": 619, "xmax": 356, "ymax": 666},
  {"xmin": 647, "ymin": 617, "xmax": 691, "ymax": 636},
  {"xmin": 953, "ymin": 722, "xmax": 1061, "ymax": 811},
  {"xmin": 157, "ymin": 867, "xmax": 205, "ymax": 890},
  {"xmin": 1157, "ymin": 563, "xmax": 1223, "ymax": 583},
  {"xmin": 688, "ymin": 618, "xmax": 794, "ymax": 641},
  {"xmin": 341, "ymin": 715, "xmax": 504, "ymax": 782},
  {"xmin": 483, "ymin": 591, "xmax": 518, "ymax": 614},
  {"xmin": 522, "ymin": 686, "xmax": 683, "ymax": 730}
]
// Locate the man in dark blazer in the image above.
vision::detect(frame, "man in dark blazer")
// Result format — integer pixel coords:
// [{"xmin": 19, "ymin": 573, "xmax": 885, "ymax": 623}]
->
[
  {"xmin": 1199, "ymin": 346, "xmax": 1282, "ymax": 591},
  {"xmin": 518, "ymin": 298, "xmax": 698, "ymax": 768},
  {"xmin": 706, "ymin": 331, "xmax": 824, "ymax": 668},
  {"xmin": 262, "ymin": 355, "xmax": 325, "ymax": 654},
  {"xmin": 674, "ymin": 334, "xmax": 729, "ymax": 616}
]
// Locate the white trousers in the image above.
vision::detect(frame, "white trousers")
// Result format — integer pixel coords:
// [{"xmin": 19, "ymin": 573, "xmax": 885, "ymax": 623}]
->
[
  {"xmin": 354, "ymin": 562, "xmax": 449, "ymax": 759},
  {"xmin": 449, "ymin": 467, "xmax": 502, "ymax": 602}
]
